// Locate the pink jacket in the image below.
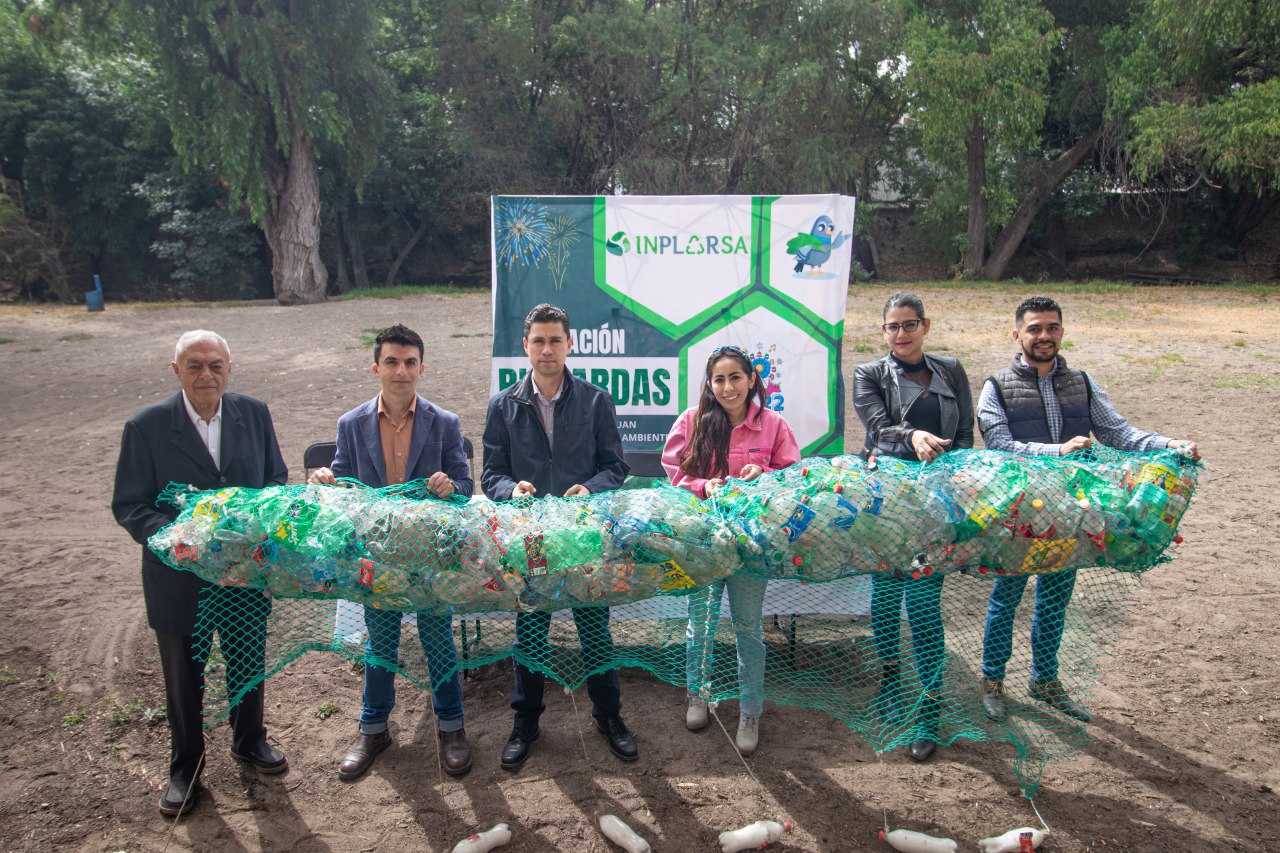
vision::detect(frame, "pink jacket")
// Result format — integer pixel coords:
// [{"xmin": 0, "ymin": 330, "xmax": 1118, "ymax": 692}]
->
[{"xmin": 662, "ymin": 404, "xmax": 801, "ymax": 498}]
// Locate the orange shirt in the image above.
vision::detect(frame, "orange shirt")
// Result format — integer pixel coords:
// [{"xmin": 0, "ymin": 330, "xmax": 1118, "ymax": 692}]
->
[{"xmin": 377, "ymin": 394, "xmax": 416, "ymax": 485}]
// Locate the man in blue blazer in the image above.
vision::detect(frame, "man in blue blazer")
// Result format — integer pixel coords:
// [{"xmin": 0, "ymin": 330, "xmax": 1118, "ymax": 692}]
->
[
  {"xmin": 309, "ymin": 324, "xmax": 474, "ymax": 780},
  {"xmin": 113, "ymin": 330, "xmax": 289, "ymax": 817}
]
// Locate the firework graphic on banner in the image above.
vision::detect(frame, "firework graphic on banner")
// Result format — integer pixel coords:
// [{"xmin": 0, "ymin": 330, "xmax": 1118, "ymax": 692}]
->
[
  {"xmin": 495, "ymin": 199, "xmax": 552, "ymax": 268},
  {"xmin": 546, "ymin": 216, "xmax": 581, "ymax": 289}
]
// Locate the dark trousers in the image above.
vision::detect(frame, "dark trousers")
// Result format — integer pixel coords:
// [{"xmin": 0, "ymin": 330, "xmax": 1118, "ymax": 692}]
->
[
  {"xmin": 155, "ymin": 589, "xmax": 270, "ymax": 782},
  {"xmin": 511, "ymin": 607, "xmax": 621, "ymax": 730}
]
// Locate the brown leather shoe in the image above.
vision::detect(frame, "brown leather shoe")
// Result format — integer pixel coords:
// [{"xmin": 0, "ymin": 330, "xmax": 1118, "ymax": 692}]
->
[
  {"xmin": 439, "ymin": 728, "xmax": 473, "ymax": 777},
  {"xmin": 980, "ymin": 678, "xmax": 1008, "ymax": 721},
  {"xmin": 338, "ymin": 730, "xmax": 392, "ymax": 781},
  {"xmin": 1029, "ymin": 678, "xmax": 1091, "ymax": 722}
]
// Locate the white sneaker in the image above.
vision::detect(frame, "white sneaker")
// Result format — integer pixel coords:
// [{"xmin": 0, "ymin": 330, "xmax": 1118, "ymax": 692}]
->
[
  {"xmin": 736, "ymin": 714, "xmax": 760, "ymax": 755},
  {"xmin": 686, "ymin": 696, "xmax": 710, "ymax": 731}
]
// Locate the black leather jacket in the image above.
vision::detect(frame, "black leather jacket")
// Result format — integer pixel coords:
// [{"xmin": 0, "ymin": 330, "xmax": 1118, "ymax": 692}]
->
[
  {"xmin": 482, "ymin": 369, "xmax": 629, "ymax": 501},
  {"xmin": 853, "ymin": 353, "xmax": 974, "ymax": 460}
]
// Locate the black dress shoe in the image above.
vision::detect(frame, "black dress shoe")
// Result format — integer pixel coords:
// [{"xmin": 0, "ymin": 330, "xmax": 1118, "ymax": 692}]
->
[
  {"xmin": 338, "ymin": 730, "xmax": 392, "ymax": 781},
  {"xmin": 596, "ymin": 715, "xmax": 638, "ymax": 762},
  {"xmin": 500, "ymin": 726, "xmax": 539, "ymax": 770},
  {"xmin": 907, "ymin": 738, "xmax": 937, "ymax": 762},
  {"xmin": 158, "ymin": 777, "xmax": 200, "ymax": 817},
  {"xmin": 231, "ymin": 738, "xmax": 288, "ymax": 774}
]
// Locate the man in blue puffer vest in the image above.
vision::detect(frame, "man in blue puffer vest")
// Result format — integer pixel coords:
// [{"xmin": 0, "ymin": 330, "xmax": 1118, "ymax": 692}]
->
[{"xmin": 975, "ymin": 296, "xmax": 1200, "ymax": 722}]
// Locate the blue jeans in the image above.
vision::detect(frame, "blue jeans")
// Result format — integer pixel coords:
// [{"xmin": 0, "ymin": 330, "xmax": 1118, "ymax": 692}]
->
[
  {"xmin": 511, "ymin": 607, "xmax": 621, "ymax": 730},
  {"xmin": 982, "ymin": 569, "xmax": 1077, "ymax": 683},
  {"xmin": 686, "ymin": 574, "xmax": 768, "ymax": 717},
  {"xmin": 360, "ymin": 605, "xmax": 463, "ymax": 734},
  {"xmin": 871, "ymin": 573, "xmax": 944, "ymax": 692}
]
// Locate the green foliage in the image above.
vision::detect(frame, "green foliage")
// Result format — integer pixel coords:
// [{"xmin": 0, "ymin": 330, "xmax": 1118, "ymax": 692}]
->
[
  {"xmin": 108, "ymin": 0, "xmax": 387, "ymax": 225},
  {"xmin": 135, "ymin": 168, "xmax": 269, "ymax": 298},
  {"xmin": 0, "ymin": 176, "xmax": 67, "ymax": 299},
  {"xmin": 1118, "ymin": 0, "xmax": 1280, "ymax": 190},
  {"xmin": 906, "ymin": 0, "xmax": 1058, "ymax": 155},
  {"xmin": 61, "ymin": 709, "xmax": 86, "ymax": 729},
  {"xmin": 0, "ymin": 5, "xmax": 172, "ymax": 294},
  {"xmin": 430, "ymin": 0, "xmax": 903, "ymax": 197}
]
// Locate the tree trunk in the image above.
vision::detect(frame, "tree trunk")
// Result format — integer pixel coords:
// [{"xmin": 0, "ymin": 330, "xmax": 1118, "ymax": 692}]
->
[
  {"xmin": 980, "ymin": 128, "xmax": 1102, "ymax": 281},
  {"xmin": 383, "ymin": 219, "xmax": 430, "ymax": 288},
  {"xmin": 262, "ymin": 122, "xmax": 327, "ymax": 305},
  {"xmin": 344, "ymin": 194, "xmax": 370, "ymax": 290},
  {"xmin": 963, "ymin": 118, "xmax": 988, "ymax": 276},
  {"xmin": 332, "ymin": 209, "xmax": 351, "ymax": 295}
]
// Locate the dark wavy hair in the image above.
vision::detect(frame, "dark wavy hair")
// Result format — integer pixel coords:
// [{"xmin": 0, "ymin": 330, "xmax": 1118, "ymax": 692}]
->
[
  {"xmin": 374, "ymin": 324, "xmax": 424, "ymax": 362},
  {"xmin": 1015, "ymin": 296, "xmax": 1061, "ymax": 326},
  {"xmin": 680, "ymin": 346, "xmax": 767, "ymax": 479}
]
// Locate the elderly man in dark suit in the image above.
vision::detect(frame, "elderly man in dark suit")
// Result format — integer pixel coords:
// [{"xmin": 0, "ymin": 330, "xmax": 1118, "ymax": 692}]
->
[
  {"xmin": 112, "ymin": 330, "xmax": 289, "ymax": 817},
  {"xmin": 308, "ymin": 324, "xmax": 474, "ymax": 780}
]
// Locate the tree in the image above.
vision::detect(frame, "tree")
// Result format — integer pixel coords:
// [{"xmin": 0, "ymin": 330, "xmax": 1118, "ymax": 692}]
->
[
  {"xmin": 78, "ymin": 1, "xmax": 388, "ymax": 304},
  {"xmin": 428, "ymin": 0, "xmax": 903, "ymax": 201},
  {"xmin": 902, "ymin": 0, "xmax": 1139, "ymax": 280},
  {"xmin": 1117, "ymin": 0, "xmax": 1280, "ymax": 192},
  {"xmin": 2, "ymin": 4, "xmax": 172, "ymax": 293}
]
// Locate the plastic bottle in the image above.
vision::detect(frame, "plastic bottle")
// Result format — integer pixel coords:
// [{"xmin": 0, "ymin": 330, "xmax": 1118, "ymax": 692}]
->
[
  {"xmin": 599, "ymin": 814, "xmax": 651, "ymax": 853},
  {"xmin": 880, "ymin": 828, "xmax": 957, "ymax": 853},
  {"xmin": 977, "ymin": 826, "xmax": 1049, "ymax": 853},
  {"xmin": 953, "ymin": 463, "xmax": 1026, "ymax": 543},
  {"xmin": 451, "ymin": 823, "xmax": 512, "ymax": 853},
  {"xmin": 719, "ymin": 819, "xmax": 793, "ymax": 852}
]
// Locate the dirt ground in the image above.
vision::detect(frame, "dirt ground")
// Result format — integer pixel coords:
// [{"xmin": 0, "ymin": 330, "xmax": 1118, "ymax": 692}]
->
[{"xmin": 0, "ymin": 284, "xmax": 1276, "ymax": 852}]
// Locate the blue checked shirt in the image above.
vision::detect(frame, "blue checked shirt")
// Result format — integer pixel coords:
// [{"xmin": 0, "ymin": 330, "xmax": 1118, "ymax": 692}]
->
[{"xmin": 976, "ymin": 356, "xmax": 1172, "ymax": 456}]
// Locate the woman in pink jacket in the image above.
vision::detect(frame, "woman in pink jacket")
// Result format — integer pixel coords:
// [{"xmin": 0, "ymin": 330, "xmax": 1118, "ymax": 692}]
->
[{"xmin": 661, "ymin": 344, "xmax": 800, "ymax": 755}]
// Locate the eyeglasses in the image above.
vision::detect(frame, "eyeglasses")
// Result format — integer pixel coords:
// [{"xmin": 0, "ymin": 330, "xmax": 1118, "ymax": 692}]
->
[
  {"xmin": 707, "ymin": 344, "xmax": 750, "ymax": 364},
  {"xmin": 882, "ymin": 320, "xmax": 923, "ymax": 334}
]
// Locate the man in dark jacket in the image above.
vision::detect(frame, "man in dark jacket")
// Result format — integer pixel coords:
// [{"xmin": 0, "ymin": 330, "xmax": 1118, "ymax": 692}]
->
[
  {"xmin": 112, "ymin": 330, "xmax": 288, "ymax": 817},
  {"xmin": 482, "ymin": 303, "xmax": 633, "ymax": 769},
  {"xmin": 308, "ymin": 324, "xmax": 474, "ymax": 781},
  {"xmin": 976, "ymin": 297, "xmax": 1200, "ymax": 723}
]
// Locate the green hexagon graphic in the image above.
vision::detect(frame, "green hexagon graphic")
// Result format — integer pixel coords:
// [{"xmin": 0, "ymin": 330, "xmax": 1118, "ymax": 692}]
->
[
  {"xmin": 678, "ymin": 300, "xmax": 843, "ymax": 454},
  {"xmin": 593, "ymin": 197, "xmax": 764, "ymax": 337}
]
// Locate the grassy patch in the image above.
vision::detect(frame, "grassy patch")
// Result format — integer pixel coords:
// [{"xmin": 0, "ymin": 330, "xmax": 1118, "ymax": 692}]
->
[
  {"xmin": 1228, "ymin": 339, "xmax": 1247, "ymax": 348},
  {"xmin": 851, "ymin": 342, "xmax": 875, "ymax": 353},
  {"xmin": 1211, "ymin": 374, "xmax": 1280, "ymax": 389},
  {"xmin": 449, "ymin": 332, "xmax": 490, "ymax": 338},
  {"xmin": 133, "ymin": 299, "xmax": 264, "ymax": 310},
  {"xmin": 333, "ymin": 284, "xmax": 474, "ymax": 301},
  {"xmin": 315, "ymin": 702, "xmax": 340, "ymax": 720},
  {"xmin": 61, "ymin": 710, "xmax": 87, "ymax": 729},
  {"xmin": 1123, "ymin": 352, "xmax": 1187, "ymax": 372},
  {"xmin": 0, "ymin": 337, "xmax": 13, "ymax": 345},
  {"xmin": 57, "ymin": 332, "xmax": 92, "ymax": 342}
]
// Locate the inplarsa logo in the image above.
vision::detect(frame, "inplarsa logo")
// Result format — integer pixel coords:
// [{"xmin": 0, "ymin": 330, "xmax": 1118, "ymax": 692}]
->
[
  {"xmin": 606, "ymin": 230, "xmax": 748, "ymax": 256},
  {"xmin": 606, "ymin": 231, "xmax": 631, "ymax": 256}
]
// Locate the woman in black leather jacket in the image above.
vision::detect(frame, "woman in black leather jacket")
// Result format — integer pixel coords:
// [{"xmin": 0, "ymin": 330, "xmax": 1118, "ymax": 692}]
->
[{"xmin": 853, "ymin": 290, "xmax": 973, "ymax": 762}]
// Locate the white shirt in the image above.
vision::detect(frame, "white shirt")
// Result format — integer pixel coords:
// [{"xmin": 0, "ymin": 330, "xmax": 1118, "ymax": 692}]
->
[{"xmin": 181, "ymin": 391, "xmax": 223, "ymax": 469}]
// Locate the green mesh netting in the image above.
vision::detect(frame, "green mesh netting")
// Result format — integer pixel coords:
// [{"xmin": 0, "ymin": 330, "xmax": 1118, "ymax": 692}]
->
[{"xmin": 150, "ymin": 447, "xmax": 1197, "ymax": 794}]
